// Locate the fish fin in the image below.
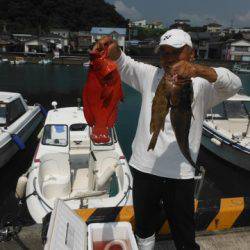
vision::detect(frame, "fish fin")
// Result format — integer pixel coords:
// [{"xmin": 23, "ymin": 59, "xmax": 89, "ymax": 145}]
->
[
  {"xmin": 147, "ymin": 131, "xmax": 160, "ymax": 151},
  {"xmin": 161, "ymin": 100, "xmax": 170, "ymax": 131}
]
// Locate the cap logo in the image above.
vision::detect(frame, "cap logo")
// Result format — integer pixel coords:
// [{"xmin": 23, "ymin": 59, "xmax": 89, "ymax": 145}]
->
[{"xmin": 163, "ymin": 34, "xmax": 171, "ymax": 40}]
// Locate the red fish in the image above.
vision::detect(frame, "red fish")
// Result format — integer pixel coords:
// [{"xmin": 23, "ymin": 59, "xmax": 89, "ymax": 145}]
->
[{"xmin": 82, "ymin": 48, "xmax": 123, "ymax": 143}]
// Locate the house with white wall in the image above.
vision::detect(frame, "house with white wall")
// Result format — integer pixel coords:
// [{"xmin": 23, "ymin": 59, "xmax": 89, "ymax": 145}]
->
[
  {"xmin": 90, "ymin": 27, "xmax": 126, "ymax": 51},
  {"xmin": 225, "ymin": 39, "xmax": 250, "ymax": 61},
  {"xmin": 132, "ymin": 20, "xmax": 147, "ymax": 28},
  {"xmin": 206, "ymin": 23, "xmax": 222, "ymax": 33}
]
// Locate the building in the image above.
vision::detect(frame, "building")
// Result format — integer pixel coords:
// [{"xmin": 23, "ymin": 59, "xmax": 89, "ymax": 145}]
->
[
  {"xmin": 224, "ymin": 39, "xmax": 250, "ymax": 61},
  {"xmin": 24, "ymin": 34, "xmax": 68, "ymax": 53},
  {"xmin": 147, "ymin": 21, "xmax": 165, "ymax": 29},
  {"xmin": 206, "ymin": 23, "xmax": 222, "ymax": 33},
  {"xmin": 42, "ymin": 34, "xmax": 68, "ymax": 48},
  {"xmin": 169, "ymin": 19, "xmax": 191, "ymax": 30},
  {"xmin": 0, "ymin": 33, "xmax": 17, "ymax": 52},
  {"xmin": 90, "ymin": 27, "xmax": 126, "ymax": 51},
  {"xmin": 223, "ymin": 27, "xmax": 250, "ymax": 34},
  {"xmin": 76, "ymin": 31, "xmax": 92, "ymax": 52},
  {"xmin": 189, "ymin": 32, "xmax": 210, "ymax": 59},
  {"xmin": 50, "ymin": 29, "xmax": 70, "ymax": 39},
  {"xmin": 12, "ymin": 34, "xmax": 33, "ymax": 42},
  {"xmin": 132, "ymin": 20, "xmax": 147, "ymax": 28},
  {"xmin": 50, "ymin": 29, "xmax": 70, "ymax": 51},
  {"xmin": 24, "ymin": 37, "xmax": 48, "ymax": 53}
]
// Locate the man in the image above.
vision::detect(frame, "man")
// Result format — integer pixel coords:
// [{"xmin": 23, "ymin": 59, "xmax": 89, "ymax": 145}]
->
[{"xmin": 94, "ymin": 29, "xmax": 242, "ymax": 249}]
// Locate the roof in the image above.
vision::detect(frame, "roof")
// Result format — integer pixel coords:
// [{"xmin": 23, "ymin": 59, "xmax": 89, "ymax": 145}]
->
[
  {"xmin": 227, "ymin": 93, "xmax": 250, "ymax": 102},
  {"xmin": 231, "ymin": 39, "xmax": 250, "ymax": 46},
  {"xmin": 12, "ymin": 34, "xmax": 33, "ymax": 37},
  {"xmin": 91, "ymin": 27, "xmax": 126, "ymax": 35},
  {"xmin": 46, "ymin": 107, "xmax": 86, "ymax": 125},
  {"xmin": 0, "ymin": 92, "xmax": 21, "ymax": 103}
]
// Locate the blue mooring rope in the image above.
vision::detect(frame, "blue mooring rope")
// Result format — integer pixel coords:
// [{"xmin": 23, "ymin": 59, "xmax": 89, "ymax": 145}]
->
[{"xmin": 11, "ymin": 134, "xmax": 26, "ymax": 150}]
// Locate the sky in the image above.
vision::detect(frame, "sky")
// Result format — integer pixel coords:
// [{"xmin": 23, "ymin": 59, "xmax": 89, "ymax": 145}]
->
[{"xmin": 106, "ymin": 0, "xmax": 250, "ymax": 28}]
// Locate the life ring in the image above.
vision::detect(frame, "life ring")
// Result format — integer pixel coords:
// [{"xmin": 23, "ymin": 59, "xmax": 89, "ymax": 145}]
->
[{"xmin": 104, "ymin": 239, "xmax": 128, "ymax": 250}]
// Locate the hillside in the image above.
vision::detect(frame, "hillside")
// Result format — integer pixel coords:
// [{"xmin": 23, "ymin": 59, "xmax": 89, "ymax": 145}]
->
[{"xmin": 0, "ymin": 0, "xmax": 128, "ymax": 33}]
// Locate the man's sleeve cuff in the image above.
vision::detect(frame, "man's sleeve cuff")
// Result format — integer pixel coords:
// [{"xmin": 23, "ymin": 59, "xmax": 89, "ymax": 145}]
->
[{"xmin": 212, "ymin": 67, "xmax": 227, "ymax": 87}]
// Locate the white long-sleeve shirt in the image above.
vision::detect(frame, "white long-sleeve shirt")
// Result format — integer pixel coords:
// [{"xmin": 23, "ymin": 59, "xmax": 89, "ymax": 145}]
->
[{"xmin": 116, "ymin": 52, "xmax": 242, "ymax": 179}]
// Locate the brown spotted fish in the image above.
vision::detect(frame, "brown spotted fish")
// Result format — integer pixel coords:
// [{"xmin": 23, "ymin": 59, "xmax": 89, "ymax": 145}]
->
[{"xmin": 148, "ymin": 74, "xmax": 197, "ymax": 170}]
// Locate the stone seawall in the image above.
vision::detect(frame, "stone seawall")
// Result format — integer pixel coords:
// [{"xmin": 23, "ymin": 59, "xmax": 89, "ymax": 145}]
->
[{"xmin": 1, "ymin": 52, "xmax": 248, "ymax": 69}]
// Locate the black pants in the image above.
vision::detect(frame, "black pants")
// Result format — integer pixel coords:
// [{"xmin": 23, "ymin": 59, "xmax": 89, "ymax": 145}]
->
[{"xmin": 131, "ymin": 167, "xmax": 200, "ymax": 250}]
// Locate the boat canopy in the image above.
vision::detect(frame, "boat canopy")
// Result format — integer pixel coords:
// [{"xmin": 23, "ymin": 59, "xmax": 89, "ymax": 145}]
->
[{"xmin": 227, "ymin": 93, "xmax": 250, "ymax": 102}]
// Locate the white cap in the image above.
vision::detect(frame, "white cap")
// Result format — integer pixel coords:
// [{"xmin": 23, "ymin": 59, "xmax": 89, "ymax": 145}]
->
[{"xmin": 158, "ymin": 29, "xmax": 192, "ymax": 48}]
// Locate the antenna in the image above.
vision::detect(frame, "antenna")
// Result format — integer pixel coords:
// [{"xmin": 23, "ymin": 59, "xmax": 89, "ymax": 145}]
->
[
  {"xmin": 51, "ymin": 101, "xmax": 58, "ymax": 111},
  {"xmin": 77, "ymin": 98, "xmax": 81, "ymax": 110}
]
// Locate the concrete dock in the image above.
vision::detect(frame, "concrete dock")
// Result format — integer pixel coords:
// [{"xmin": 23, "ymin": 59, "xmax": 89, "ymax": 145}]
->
[{"xmin": 1, "ymin": 225, "xmax": 250, "ymax": 249}]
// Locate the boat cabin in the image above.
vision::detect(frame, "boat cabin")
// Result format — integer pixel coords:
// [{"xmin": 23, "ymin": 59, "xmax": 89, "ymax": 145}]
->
[
  {"xmin": 0, "ymin": 92, "xmax": 28, "ymax": 128},
  {"xmin": 206, "ymin": 93, "xmax": 250, "ymax": 140}
]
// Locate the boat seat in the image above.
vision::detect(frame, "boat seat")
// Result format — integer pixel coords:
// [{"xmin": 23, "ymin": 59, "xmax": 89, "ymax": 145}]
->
[{"xmin": 38, "ymin": 153, "xmax": 71, "ymax": 200}]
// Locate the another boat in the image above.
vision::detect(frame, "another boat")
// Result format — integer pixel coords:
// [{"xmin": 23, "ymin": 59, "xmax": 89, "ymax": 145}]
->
[
  {"xmin": 38, "ymin": 59, "xmax": 52, "ymax": 65},
  {"xmin": 0, "ymin": 56, "xmax": 8, "ymax": 63},
  {"xmin": 0, "ymin": 92, "xmax": 44, "ymax": 168},
  {"xmin": 233, "ymin": 63, "xmax": 250, "ymax": 74},
  {"xmin": 10, "ymin": 56, "xmax": 26, "ymax": 65},
  {"xmin": 202, "ymin": 93, "xmax": 250, "ymax": 171},
  {"xmin": 1, "ymin": 58, "xmax": 9, "ymax": 63},
  {"xmin": 23, "ymin": 102, "xmax": 133, "ymax": 223},
  {"xmin": 83, "ymin": 61, "xmax": 90, "ymax": 68}
]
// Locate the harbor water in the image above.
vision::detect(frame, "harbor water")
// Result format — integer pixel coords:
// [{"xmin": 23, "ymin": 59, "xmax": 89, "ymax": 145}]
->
[{"xmin": 0, "ymin": 63, "xmax": 250, "ymax": 222}]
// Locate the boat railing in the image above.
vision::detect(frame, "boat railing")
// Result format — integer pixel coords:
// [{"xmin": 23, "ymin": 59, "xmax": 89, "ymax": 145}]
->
[
  {"xmin": 90, "ymin": 127, "xmax": 116, "ymax": 151},
  {"xmin": 245, "ymin": 116, "xmax": 250, "ymax": 137}
]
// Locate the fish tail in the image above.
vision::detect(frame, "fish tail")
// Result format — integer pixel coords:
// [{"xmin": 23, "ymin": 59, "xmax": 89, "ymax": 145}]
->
[
  {"xmin": 192, "ymin": 111, "xmax": 195, "ymax": 120},
  {"xmin": 179, "ymin": 145, "xmax": 200, "ymax": 173},
  {"xmin": 147, "ymin": 131, "xmax": 160, "ymax": 151}
]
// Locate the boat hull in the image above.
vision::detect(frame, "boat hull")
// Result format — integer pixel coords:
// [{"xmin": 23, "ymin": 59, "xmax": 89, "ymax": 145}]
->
[
  {"xmin": 0, "ymin": 111, "xmax": 43, "ymax": 168},
  {"xmin": 201, "ymin": 125, "xmax": 250, "ymax": 171}
]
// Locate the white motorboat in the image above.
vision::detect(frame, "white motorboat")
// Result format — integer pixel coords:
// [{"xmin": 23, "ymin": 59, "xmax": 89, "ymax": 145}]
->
[
  {"xmin": 83, "ymin": 61, "xmax": 90, "ymax": 68},
  {"xmin": 10, "ymin": 56, "xmax": 26, "ymax": 65},
  {"xmin": 2, "ymin": 58, "xmax": 9, "ymax": 63},
  {"xmin": 38, "ymin": 59, "xmax": 52, "ymax": 65},
  {"xmin": 0, "ymin": 92, "xmax": 44, "ymax": 168},
  {"xmin": 21, "ymin": 102, "xmax": 133, "ymax": 223},
  {"xmin": 202, "ymin": 93, "xmax": 250, "ymax": 171},
  {"xmin": 233, "ymin": 63, "xmax": 250, "ymax": 74}
]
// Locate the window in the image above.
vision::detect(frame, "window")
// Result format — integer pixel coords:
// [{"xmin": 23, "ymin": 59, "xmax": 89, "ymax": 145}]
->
[
  {"xmin": 70, "ymin": 123, "xmax": 88, "ymax": 131},
  {"xmin": 0, "ymin": 104, "xmax": 6, "ymax": 125},
  {"xmin": 42, "ymin": 125, "xmax": 68, "ymax": 146},
  {"xmin": 7, "ymin": 98, "xmax": 26, "ymax": 125}
]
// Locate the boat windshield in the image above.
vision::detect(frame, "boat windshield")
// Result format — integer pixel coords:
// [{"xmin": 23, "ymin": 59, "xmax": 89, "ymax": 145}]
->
[
  {"xmin": 42, "ymin": 124, "xmax": 68, "ymax": 146},
  {"xmin": 211, "ymin": 101, "xmax": 250, "ymax": 119},
  {"xmin": 225, "ymin": 101, "xmax": 249, "ymax": 118},
  {"xmin": 0, "ymin": 104, "xmax": 6, "ymax": 126}
]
